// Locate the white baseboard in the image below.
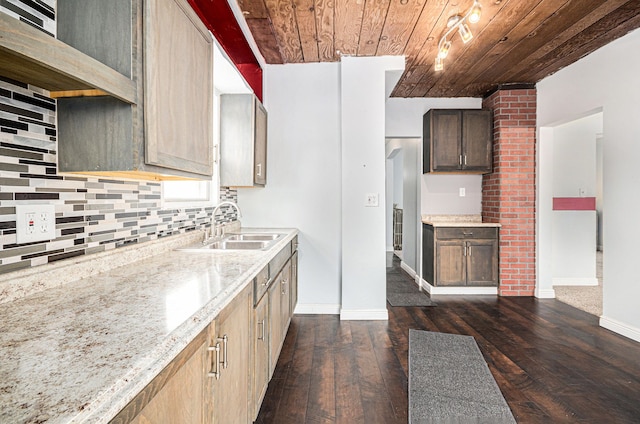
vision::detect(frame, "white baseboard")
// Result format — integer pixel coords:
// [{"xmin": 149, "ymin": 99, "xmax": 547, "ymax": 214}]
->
[
  {"xmin": 400, "ymin": 261, "xmax": 417, "ymax": 278},
  {"xmin": 535, "ymin": 288, "xmax": 556, "ymax": 299},
  {"xmin": 419, "ymin": 278, "xmax": 498, "ymax": 295},
  {"xmin": 552, "ymin": 277, "xmax": 599, "ymax": 286},
  {"xmin": 340, "ymin": 308, "xmax": 389, "ymax": 321},
  {"xmin": 600, "ymin": 316, "xmax": 640, "ymax": 343},
  {"xmin": 294, "ymin": 303, "xmax": 340, "ymax": 315}
]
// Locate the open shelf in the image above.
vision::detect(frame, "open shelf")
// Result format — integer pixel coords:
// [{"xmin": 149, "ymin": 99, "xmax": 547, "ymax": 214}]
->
[{"xmin": 0, "ymin": 13, "xmax": 136, "ymax": 104}]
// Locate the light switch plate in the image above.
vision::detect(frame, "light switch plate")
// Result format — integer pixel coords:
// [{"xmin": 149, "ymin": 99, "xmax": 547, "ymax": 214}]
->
[
  {"xmin": 16, "ymin": 204, "xmax": 56, "ymax": 244},
  {"xmin": 365, "ymin": 193, "xmax": 379, "ymax": 207}
]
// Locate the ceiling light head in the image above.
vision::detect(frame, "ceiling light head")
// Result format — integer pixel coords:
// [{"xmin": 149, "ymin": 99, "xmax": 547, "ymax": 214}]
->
[
  {"xmin": 447, "ymin": 15, "xmax": 463, "ymax": 28},
  {"xmin": 438, "ymin": 40, "xmax": 452, "ymax": 59},
  {"xmin": 458, "ymin": 23, "xmax": 473, "ymax": 43},
  {"xmin": 468, "ymin": 2, "xmax": 482, "ymax": 23},
  {"xmin": 435, "ymin": 56, "xmax": 444, "ymax": 71}
]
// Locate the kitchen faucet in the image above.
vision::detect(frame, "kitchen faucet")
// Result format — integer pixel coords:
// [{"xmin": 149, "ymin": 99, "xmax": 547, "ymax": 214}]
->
[{"xmin": 204, "ymin": 201, "xmax": 242, "ymax": 242}]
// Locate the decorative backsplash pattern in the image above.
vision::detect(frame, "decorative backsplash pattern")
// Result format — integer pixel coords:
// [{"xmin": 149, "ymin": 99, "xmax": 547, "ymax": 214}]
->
[{"xmin": 0, "ymin": 77, "xmax": 237, "ymax": 276}]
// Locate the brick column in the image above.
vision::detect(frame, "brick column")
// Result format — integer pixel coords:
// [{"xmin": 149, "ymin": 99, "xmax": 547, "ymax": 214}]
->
[{"xmin": 482, "ymin": 87, "xmax": 536, "ymax": 296}]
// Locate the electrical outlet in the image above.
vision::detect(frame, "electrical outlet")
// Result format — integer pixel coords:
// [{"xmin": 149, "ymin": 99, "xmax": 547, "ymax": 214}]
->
[
  {"xmin": 459, "ymin": 187, "xmax": 466, "ymax": 197},
  {"xmin": 365, "ymin": 193, "xmax": 379, "ymax": 207},
  {"xmin": 16, "ymin": 205, "xmax": 56, "ymax": 244}
]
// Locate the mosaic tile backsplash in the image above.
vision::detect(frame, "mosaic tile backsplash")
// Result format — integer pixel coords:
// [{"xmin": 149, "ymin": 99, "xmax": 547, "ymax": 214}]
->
[
  {"xmin": 0, "ymin": 77, "xmax": 238, "ymax": 276},
  {"xmin": 0, "ymin": 0, "xmax": 56, "ymax": 36}
]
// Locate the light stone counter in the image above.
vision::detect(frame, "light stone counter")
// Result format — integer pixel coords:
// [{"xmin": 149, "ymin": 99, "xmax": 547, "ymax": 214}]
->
[
  {"xmin": 421, "ymin": 214, "xmax": 501, "ymax": 228},
  {"xmin": 0, "ymin": 227, "xmax": 298, "ymax": 424}
]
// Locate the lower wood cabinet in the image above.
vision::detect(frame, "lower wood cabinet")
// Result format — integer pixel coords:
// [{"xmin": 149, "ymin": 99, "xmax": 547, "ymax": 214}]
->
[
  {"xmin": 423, "ymin": 224, "xmax": 499, "ymax": 287},
  {"xmin": 252, "ymin": 280, "xmax": 269, "ymax": 420},
  {"xmin": 117, "ymin": 238, "xmax": 298, "ymax": 424},
  {"xmin": 268, "ymin": 259, "xmax": 291, "ymax": 377},
  {"xmin": 123, "ymin": 330, "xmax": 208, "ymax": 424},
  {"xmin": 208, "ymin": 285, "xmax": 252, "ymax": 424}
]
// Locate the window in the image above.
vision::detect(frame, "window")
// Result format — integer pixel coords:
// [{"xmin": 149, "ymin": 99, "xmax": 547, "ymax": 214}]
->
[{"xmin": 162, "ymin": 180, "xmax": 217, "ymax": 208}]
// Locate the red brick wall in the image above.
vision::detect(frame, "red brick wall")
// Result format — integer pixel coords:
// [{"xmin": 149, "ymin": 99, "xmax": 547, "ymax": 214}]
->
[{"xmin": 482, "ymin": 88, "xmax": 536, "ymax": 296}]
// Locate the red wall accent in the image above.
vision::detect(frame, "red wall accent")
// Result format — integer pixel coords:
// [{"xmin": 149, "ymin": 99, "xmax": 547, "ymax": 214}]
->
[
  {"xmin": 482, "ymin": 88, "xmax": 537, "ymax": 296},
  {"xmin": 552, "ymin": 197, "xmax": 596, "ymax": 211},
  {"xmin": 188, "ymin": 0, "xmax": 263, "ymax": 101}
]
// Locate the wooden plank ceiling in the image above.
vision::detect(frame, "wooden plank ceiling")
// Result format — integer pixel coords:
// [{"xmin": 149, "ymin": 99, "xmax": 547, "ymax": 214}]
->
[{"xmin": 235, "ymin": 0, "xmax": 640, "ymax": 97}]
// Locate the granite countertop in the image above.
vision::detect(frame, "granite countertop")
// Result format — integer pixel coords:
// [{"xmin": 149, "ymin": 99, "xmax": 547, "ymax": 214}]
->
[
  {"xmin": 0, "ymin": 227, "xmax": 298, "ymax": 424},
  {"xmin": 421, "ymin": 214, "xmax": 501, "ymax": 228}
]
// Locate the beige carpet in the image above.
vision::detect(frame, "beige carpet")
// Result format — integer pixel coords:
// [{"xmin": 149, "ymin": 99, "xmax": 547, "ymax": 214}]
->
[{"xmin": 554, "ymin": 251, "xmax": 603, "ymax": 317}]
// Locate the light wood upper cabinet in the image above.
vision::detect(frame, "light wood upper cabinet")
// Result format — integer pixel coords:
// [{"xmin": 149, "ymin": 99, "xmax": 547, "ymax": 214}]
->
[
  {"xmin": 55, "ymin": 0, "xmax": 213, "ymax": 180},
  {"xmin": 220, "ymin": 94, "xmax": 268, "ymax": 187},
  {"xmin": 144, "ymin": 0, "xmax": 213, "ymax": 176},
  {"xmin": 423, "ymin": 109, "xmax": 493, "ymax": 174}
]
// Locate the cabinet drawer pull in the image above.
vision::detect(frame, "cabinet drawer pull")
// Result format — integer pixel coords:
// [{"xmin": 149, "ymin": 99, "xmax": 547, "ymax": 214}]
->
[
  {"xmin": 462, "ymin": 232, "xmax": 473, "ymax": 236},
  {"xmin": 258, "ymin": 319, "xmax": 266, "ymax": 341},
  {"xmin": 207, "ymin": 341, "xmax": 221, "ymax": 379}
]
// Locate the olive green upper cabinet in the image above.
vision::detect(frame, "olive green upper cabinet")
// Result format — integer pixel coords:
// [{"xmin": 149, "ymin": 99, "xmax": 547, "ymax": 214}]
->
[
  {"xmin": 220, "ymin": 94, "xmax": 268, "ymax": 187},
  {"xmin": 423, "ymin": 109, "xmax": 493, "ymax": 174},
  {"xmin": 56, "ymin": 0, "xmax": 213, "ymax": 180}
]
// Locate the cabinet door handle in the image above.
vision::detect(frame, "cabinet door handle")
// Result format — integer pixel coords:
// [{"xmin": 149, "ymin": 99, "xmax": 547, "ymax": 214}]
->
[
  {"xmin": 207, "ymin": 341, "xmax": 221, "ymax": 379},
  {"xmin": 459, "ymin": 155, "xmax": 463, "ymax": 166},
  {"xmin": 463, "ymin": 245, "xmax": 467, "ymax": 256},
  {"xmin": 464, "ymin": 155, "xmax": 467, "ymax": 165},
  {"xmin": 281, "ymin": 279, "xmax": 288, "ymax": 295},
  {"xmin": 220, "ymin": 335, "xmax": 228, "ymax": 369},
  {"xmin": 256, "ymin": 163, "xmax": 262, "ymax": 177},
  {"xmin": 467, "ymin": 243, "xmax": 471, "ymax": 257},
  {"xmin": 258, "ymin": 319, "xmax": 265, "ymax": 341}
]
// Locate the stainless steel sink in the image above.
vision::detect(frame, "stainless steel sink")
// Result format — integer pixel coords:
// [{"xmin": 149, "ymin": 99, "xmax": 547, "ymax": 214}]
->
[
  {"xmin": 226, "ymin": 233, "xmax": 284, "ymax": 241},
  {"xmin": 206, "ymin": 240, "xmax": 269, "ymax": 250},
  {"xmin": 177, "ymin": 232, "xmax": 285, "ymax": 252}
]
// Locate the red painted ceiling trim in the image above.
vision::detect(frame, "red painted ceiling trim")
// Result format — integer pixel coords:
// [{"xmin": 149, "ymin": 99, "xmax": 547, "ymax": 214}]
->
[{"xmin": 188, "ymin": 0, "xmax": 263, "ymax": 101}]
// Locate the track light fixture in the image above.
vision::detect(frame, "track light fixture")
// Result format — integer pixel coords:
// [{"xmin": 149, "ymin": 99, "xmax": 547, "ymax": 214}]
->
[{"xmin": 435, "ymin": 1, "xmax": 482, "ymax": 71}]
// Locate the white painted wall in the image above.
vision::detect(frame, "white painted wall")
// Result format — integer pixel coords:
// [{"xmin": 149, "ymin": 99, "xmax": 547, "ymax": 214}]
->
[
  {"xmin": 385, "ymin": 97, "xmax": 482, "ymax": 137},
  {"xmin": 340, "ymin": 56, "xmax": 405, "ymax": 320},
  {"xmin": 392, "ymin": 151, "xmax": 404, "ymax": 207},
  {"xmin": 238, "ymin": 62, "xmax": 342, "ymax": 314},
  {"xmin": 421, "ymin": 174, "xmax": 482, "ymax": 215},
  {"xmin": 537, "ymin": 28, "xmax": 640, "ymax": 342},
  {"xmin": 552, "ymin": 114, "xmax": 601, "ymax": 197}
]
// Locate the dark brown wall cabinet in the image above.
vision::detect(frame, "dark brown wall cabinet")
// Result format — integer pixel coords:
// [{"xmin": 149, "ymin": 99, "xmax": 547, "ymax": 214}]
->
[
  {"xmin": 423, "ymin": 109, "xmax": 493, "ymax": 174},
  {"xmin": 423, "ymin": 224, "xmax": 499, "ymax": 287}
]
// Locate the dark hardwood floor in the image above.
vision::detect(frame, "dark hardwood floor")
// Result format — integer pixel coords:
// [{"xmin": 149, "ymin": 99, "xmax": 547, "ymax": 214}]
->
[{"xmin": 255, "ymin": 255, "xmax": 640, "ymax": 424}]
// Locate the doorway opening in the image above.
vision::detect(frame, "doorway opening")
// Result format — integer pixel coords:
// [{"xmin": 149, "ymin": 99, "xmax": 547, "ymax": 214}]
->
[{"xmin": 542, "ymin": 111, "xmax": 603, "ymax": 316}]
